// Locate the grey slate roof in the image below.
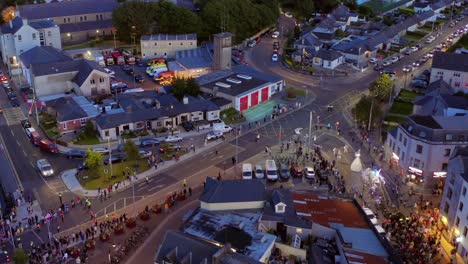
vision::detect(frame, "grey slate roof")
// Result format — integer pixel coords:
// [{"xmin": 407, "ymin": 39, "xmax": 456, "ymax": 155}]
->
[
  {"xmin": 29, "ymin": 19, "xmax": 57, "ymax": 30},
  {"xmin": 45, "ymin": 96, "xmax": 98, "ymax": 122},
  {"xmin": 200, "ymin": 177, "xmax": 265, "ymax": 204},
  {"xmin": 141, "ymin": 33, "xmax": 197, "ymax": 41},
  {"xmin": 73, "ymin": 59, "xmax": 107, "ymax": 86},
  {"xmin": 59, "ymin": 19, "xmax": 114, "ymax": 33},
  {"xmin": 315, "ymin": 49, "xmax": 343, "ymax": 61},
  {"xmin": 175, "ymin": 45, "xmax": 212, "ymax": 69},
  {"xmin": 155, "ymin": 230, "xmax": 219, "ymax": 264},
  {"xmin": 19, "ymin": 46, "xmax": 72, "ymax": 68},
  {"xmin": 0, "ymin": 16, "xmax": 23, "ymax": 34},
  {"xmin": 18, "ymin": 0, "xmax": 120, "ymax": 20},
  {"xmin": 432, "ymin": 52, "xmax": 468, "ymax": 72}
]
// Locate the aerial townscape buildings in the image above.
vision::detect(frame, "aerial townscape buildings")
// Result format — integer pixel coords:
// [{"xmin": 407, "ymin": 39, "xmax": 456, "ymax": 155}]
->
[{"xmin": 0, "ymin": 0, "xmax": 467, "ymax": 263}]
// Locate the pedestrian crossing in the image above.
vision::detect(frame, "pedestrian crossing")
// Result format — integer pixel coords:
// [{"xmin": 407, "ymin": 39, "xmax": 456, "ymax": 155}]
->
[
  {"xmin": 45, "ymin": 177, "xmax": 69, "ymax": 194},
  {"xmin": 3, "ymin": 107, "xmax": 25, "ymax": 125}
]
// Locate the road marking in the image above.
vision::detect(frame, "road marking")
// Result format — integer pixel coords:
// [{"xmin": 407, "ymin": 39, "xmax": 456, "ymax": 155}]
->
[
  {"xmin": 210, "ymin": 155, "xmax": 224, "ymax": 161},
  {"xmin": 16, "ymin": 140, "xmax": 20, "ymax": 146},
  {"xmin": 10, "ymin": 130, "xmax": 14, "ymax": 136},
  {"xmin": 30, "ymin": 161, "xmax": 34, "ymax": 168},
  {"xmin": 22, "ymin": 150, "xmax": 27, "ymax": 156},
  {"xmin": 137, "ymin": 185, "xmax": 148, "ymax": 192},
  {"xmin": 147, "ymin": 184, "xmax": 165, "ymax": 192}
]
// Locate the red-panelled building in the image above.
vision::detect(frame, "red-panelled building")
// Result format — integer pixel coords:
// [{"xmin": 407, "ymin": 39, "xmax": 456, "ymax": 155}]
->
[{"xmin": 197, "ymin": 65, "xmax": 284, "ymax": 112}]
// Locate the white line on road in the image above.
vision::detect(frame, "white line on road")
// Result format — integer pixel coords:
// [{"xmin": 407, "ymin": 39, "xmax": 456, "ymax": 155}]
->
[
  {"xmin": 10, "ymin": 130, "xmax": 14, "ymax": 136},
  {"xmin": 147, "ymin": 184, "xmax": 165, "ymax": 192},
  {"xmin": 137, "ymin": 185, "xmax": 148, "ymax": 192},
  {"xmin": 30, "ymin": 161, "xmax": 34, "ymax": 168},
  {"xmin": 16, "ymin": 140, "xmax": 20, "ymax": 146},
  {"xmin": 22, "ymin": 150, "xmax": 27, "ymax": 156},
  {"xmin": 210, "ymin": 155, "xmax": 224, "ymax": 161}
]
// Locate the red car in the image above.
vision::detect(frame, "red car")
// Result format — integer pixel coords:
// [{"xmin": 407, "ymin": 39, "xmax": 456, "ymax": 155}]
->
[{"xmin": 39, "ymin": 139, "xmax": 58, "ymax": 153}]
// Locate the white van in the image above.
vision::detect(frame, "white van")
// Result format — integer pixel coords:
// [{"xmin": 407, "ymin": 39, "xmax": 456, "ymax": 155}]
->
[
  {"xmin": 265, "ymin": 160, "xmax": 278, "ymax": 181},
  {"xmin": 242, "ymin": 163, "xmax": 253, "ymax": 180},
  {"xmin": 150, "ymin": 67, "xmax": 168, "ymax": 77},
  {"xmin": 255, "ymin": 164, "xmax": 264, "ymax": 179},
  {"xmin": 213, "ymin": 123, "xmax": 233, "ymax": 133},
  {"xmin": 25, "ymin": 127, "xmax": 36, "ymax": 139}
]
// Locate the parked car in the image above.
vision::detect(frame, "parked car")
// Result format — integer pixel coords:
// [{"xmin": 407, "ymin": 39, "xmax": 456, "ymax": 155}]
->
[
  {"xmin": 21, "ymin": 119, "xmax": 31, "ymax": 128},
  {"xmin": 291, "ymin": 164, "xmax": 303, "ymax": 178},
  {"xmin": 412, "ymin": 61, "xmax": 421, "ymax": 67},
  {"xmin": 134, "ymin": 74, "xmax": 144, "ymax": 83},
  {"xmin": 304, "ymin": 167, "xmax": 315, "ymax": 179},
  {"xmin": 65, "ymin": 149, "xmax": 87, "ymax": 159},
  {"xmin": 411, "ymin": 79, "xmax": 428, "ymax": 89},
  {"xmin": 163, "ymin": 135, "xmax": 183, "ymax": 143},
  {"xmin": 373, "ymin": 64, "xmax": 384, "ymax": 71},
  {"xmin": 103, "ymin": 68, "xmax": 115, "ymax": 75},
  {"xmin": 39, "ymin": 139, "xmax": 59, "ymax": 153},
  {"xmin": 271, "ymin": 31, "xmax": 280, "ymax": 38},
  {"xmin": 139, "ymin": 150, "xmax": 152, "ymax": 158},
  {"xmin": 254, "ymin": 164, "xmax": 264, "ymax": 179},
  {"xmin": 242, "ymin": 163, "xmax": 253, "ymax": 180},
  {"xmin": 279, "ymin": 163, "xmax": 290, "ymax": 180},
  {"xmin": 139, "ymin": 138, "xmax": 161, "ymax": 147},
  {"xmin": 248, "ymin": 40, "xmax": 256, "ymax": 48},
  {"xmin": 206, "ymin": 131, "xmax": 223, "ymax": 140},
  {"xmin": 37, "ymin": 159, "xmax": 54, "ymax": 177},
  {"xmin": 271, "ymin": 53, "xmax": 279, "ymax": 62},
  {"xmin": 414, "ymin": 74, "xmax": 428, "ymax": 81},
  {"xmin": 182, "ymin": 121, "xmax": 195, "ymax": 132},
  {"xmin": 159, "ymin": 144, "xmax": 181, "ymax": 154},
  {"xmin": 29, "ymin": 131, "xmax": 42, "ymax": 146},
  {"xmin": 103, "ymin": 153, "xmax": 127, "ymax": 165},
  {"xmin": 390, "ymin": 56, "xmax": 399, "ymax": 63},
  {"xmin": 90, "ymin": 146, "xmax": 109, "ymax": 154},
  {"xmin": 122, "ymin": 65, "xmax": 134, "ymax": 75},
  {"xmin": 368, "ymin": 57, "xmax": 379, "ymax": 64},
  {"xmin": 382, "ymin": 60, "xmax": 392, "ymax": 67}
]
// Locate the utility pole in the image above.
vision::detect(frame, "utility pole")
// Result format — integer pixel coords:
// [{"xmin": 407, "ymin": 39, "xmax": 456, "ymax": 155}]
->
[
  {"xmin": 108, "ymin": 137, "xmax": 113, "ymax": 178},
  {"xmin": 368, "ymin": 97, "xmax": 374, "ymax": 132},
  {"xmin": 308, "ymin": 112, "xmax": 312, "ymax": 154}
]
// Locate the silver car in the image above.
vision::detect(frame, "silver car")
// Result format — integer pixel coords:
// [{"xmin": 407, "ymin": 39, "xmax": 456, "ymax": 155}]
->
[
  {"xmin": 255, "ymin": 164, "xmax": 265, "ymax": 179},
  {"xmin": 37, "ymin": 159, "xmax": 54, "ymax": 177}
]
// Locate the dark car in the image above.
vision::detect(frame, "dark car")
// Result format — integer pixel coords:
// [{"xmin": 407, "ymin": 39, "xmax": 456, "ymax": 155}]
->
[
  {"xmin": 159, "ymin": 144, "xmax": 181, "ymax": 154},
  {"xmin": 65, "ymin": 149, "xmax": 87, "ymax": 159},
  {"xmin": 139, "ymin": 138, "xmax": 161, "ymax": 147},
  {"xmin": 182, "ymin": 121, "xmax": 195, "ymax": 132},
  {"xmin": 10, "ymin": 98, "xmax": 19, "ymax": 107},
  {"xmin": 374, "ymin": 64, "xmax": 384, "ymax": 71},
  {"xmin": 21, "ymin": 119, "xmax": 32, "ymax": 128},
  {"xmin": 414, "ymin": 74, "xmax": 428, "ymax": 81},
  {"xmin": 7, "ymin": 92, "xmax": 17, "ymax": 100},
  {"xmin": 122, "ymin": 65, "xmax": 134, "ymax": 75},
  {"xmin": 279, "ymin": 163, "xmax": 291, "ymax": 180},
  {"xmin": 111, "ymin": 83, "xmax": 128, "ymax": 94},
  {"xmin": 103, "ymin": 153, "xmax": 127, "ymax": 165},
  {"xmin": 411, "ymin": 80, "xmax": 428, "ymax": 89},
  {"xmin": 134, "ymin": 74, "xmax": 144, "ymax": 83},
  {"xmin": 78, "ymin": 161, "xmax": 88, "ymax": 171}
]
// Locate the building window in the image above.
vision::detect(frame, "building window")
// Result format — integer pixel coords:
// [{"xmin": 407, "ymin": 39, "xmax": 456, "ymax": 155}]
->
[
  {"xmin": 447, "ymin": 187, "xmax": 453, "ymax": 199},
  {"xmin": 64, "ymin": 18, "xmax": 66, "ymax": 23},
  {"xmin": 190, "ymin": 42, "xmax": 193, "ymax": 45},
  {"xmin": 403, "ymin": 138, "xmax": 407, "ymax": 146},
  {"xmin": 296, "ymin": 228, "xmax": 303, "ymax": 233},
  {"xmin": 32, "ymin": 33, "xmax": 36, "ymax": 40},
  {"xmin": 67, "ymin": 18, "xmax": 70, "ymax": 22},
  {"xmin": 437, "ymin": 71, "xmax": 443, "ymax": 75},
  {"xmin": 399, "ymin": 133, "xmax": 402, "ymax": 142},
  {"xmin": 416, "ymin": 145, "xmax": 423, "ymax": 154},
  {"xmin": 80, "ymin": 118, "xmax": 87, "ymax": 125},
  {"xmin": 104, "ymin": 130, "xmax": 109, "ymax": 137},
  {"xmin": 456, "ymin": 217, "xmax": 460, "ymax": 227},
  {"xmin": 96, "ymin": 15, "xmax": 99, "ymax": 20},
  {"xmin": 84, "ymin": 16, "xmax": 87, "ymax": 21},
  {"xmin": 62, "ymin": 123, "xmax": 67, "ymax": 129},
  {"xmin": 464, "ymin": 227, "xmax": 468, "ymax": 237},
  {"xmin": 48, "ymin": 31, "xmax": 51, "ymax": 37},
  {"xmin": 459, "ymin": 135, "xmax": 466, "ymax": 141},
  {"xmin": 442, "ymin": 163, "xmax": 448, "ymax": 171},
  {"xmin": 90, "ymin": 79, "xmax": 95, "ymax": 84},
  {"xmin": 100, "ymin": 14, "xmax": 103, "ymax": 20},
  {"xmin": 80, "ymin": 16, "xmax": 83, "ymax": 22},
  {"xmin": 453, "ymin": 73, "xmax": 461, "ymax": 77},
  {"xmin": 463, "ymin": 187, "xmax": 467, "ymax": 197},
  {"xmin": 446, "ymin": 134, "xmax": 453, "ymax": 140},
  {"xmin": 445, "ymin": 149, "xmax": 451, "ymax": 157},
  {"xmin": 414, "ymin": 159, "xmax": 421, "ymax": 168},
  {"xmin": 460, "ymin": 202, "xmax": 464, "ymax": 211},
  {"xmin": 17, "ymin": 35, "xmax": 22, "ymax": 41},
  {"xmin": 454, "ymin": 81, "xmax": 461, "ymax": 87}
]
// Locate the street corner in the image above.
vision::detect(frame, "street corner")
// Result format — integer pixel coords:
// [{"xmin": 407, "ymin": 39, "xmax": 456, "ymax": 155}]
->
[{"xmin": 60, "ymin": 169, "xmax": 95, "ymax": 197}]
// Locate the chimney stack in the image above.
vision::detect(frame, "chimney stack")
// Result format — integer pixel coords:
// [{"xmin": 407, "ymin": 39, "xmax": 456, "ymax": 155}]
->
[{"xmin": 183, "ymin": 96, "xmax": 188, "ymax": 105}]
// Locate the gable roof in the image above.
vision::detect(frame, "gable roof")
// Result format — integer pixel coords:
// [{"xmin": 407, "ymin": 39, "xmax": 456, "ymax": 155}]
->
[
  {"xmin": 200, "ymin": 178, "xmax": 265, "ymax": 204},
  {"xmin": 432, "ymin": 52, "xmax": 468, "ymax": 72},
  {"xmin": 73, "ymin": 59, "xmax": 107, "ymax": 86},
  {"xmin": 141, "ymin": 34, "xmax": 197, "ymax": 41},
  {"xmin": 18, "ymin": 0, "xmax": 120, "ymax": 20},
  {"xmin": 59, "ymin": 19, "xmax": 114, "ymax": 33},
  {"xmin": 19, "ymin": 46, "xmax": 72, "ymax": 68},
  {"xmin": 0, "ymin": 16, "xmax": 24, "ymax": 34},
  {"xmin": 315, "ymin": 49, "xmax": 343, "ymax": 61},
  {"xmin": 45, "ymin": 96, "xmax": 99, "ymax": 122},
  {"xmin": 155, "ymin": 231, "xmax": 219, "ymax": 264}
]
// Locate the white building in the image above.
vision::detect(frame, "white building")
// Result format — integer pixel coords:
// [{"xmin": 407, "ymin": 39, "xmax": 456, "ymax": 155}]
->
[
  {"xmin": 439, "ymin": 146, "xmax": 468, "ymax": 263},
  {"xmin": 430, "ymin": 52, "xmax": 468, "ymax": 93},
  {"xmin": 140, "ymin": 34, "xmax": 197, "ymax": 59},
  {"xmin": 0, "ymin": 15, "xmax": 61, "ymax": 72},
  {"xmin": 385, "ymin": 115, "xmax": 468, "ymax": 187},
  {"xmin": 312, "ymin": 49, "xmax": 345, "ymax": 69}
]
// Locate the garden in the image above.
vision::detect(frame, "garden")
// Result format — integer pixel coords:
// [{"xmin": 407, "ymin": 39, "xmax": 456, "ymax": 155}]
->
[
  {"xmin": 220, "ymin": 107, "xmax": 246, "ymax": 124},
  {"xmin": 39, "ymin": 112, "xmax": 59, "ymax": 138},
  {"xmin": 388, "ymin": 100, "xmax": 413, "ymax": 115}
]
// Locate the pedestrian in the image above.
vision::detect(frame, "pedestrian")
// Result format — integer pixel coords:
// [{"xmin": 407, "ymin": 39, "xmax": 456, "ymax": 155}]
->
[
  {"xmin": 104, "ymin": 190, "xmax": 107, "ymax": 200},
  {"xmin": 215, "ymin": 149, "xmax": 218, "ymax": 155},
  {"xmin": 188, "ymin": 187, "xmax": 192, "ymax": 196},
  {"xmin": 56, "ymin": 225, "xmax": 61, "ymax": 233},
  {"xmin": 146, "ymin": 176, "xmax": 149, "ymax": 185}
]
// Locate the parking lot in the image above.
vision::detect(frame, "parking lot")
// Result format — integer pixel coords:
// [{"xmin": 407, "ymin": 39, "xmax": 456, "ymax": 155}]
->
[{"xmin": 105, "ymin": 62, "xmax": 162, "ymax": 91}]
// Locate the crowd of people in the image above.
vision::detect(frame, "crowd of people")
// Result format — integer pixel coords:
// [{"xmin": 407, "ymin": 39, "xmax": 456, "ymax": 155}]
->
[{"xmin": 382, "ymin": 199, "xmax": 443, "ymax": 263}]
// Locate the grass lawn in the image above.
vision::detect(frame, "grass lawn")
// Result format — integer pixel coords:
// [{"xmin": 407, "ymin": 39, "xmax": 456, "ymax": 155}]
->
[
  {"xmin": 74, "ymin": 134, "xmax": 100, "ymax": 145},
  {"xmin": 78, "ymin": 159, "xmax": 150, "ymax": 190},
  {"xmin": 384, "ymin": 115, "xmax": 407, "ymax": 124},
  {"xmin": 221, "ymin": 107, "xmax": 246, "ymax": 124},
  {"xmin": 389, "ymin": 101, "xmax": 413, "ymax": 115},
  {"xmin": 363, "ymin": 0, "xmax": 412, "ymax": 13},
  {"xmin": 398, "ymin": 89, "xmax": 423, "ymax": 100},
  {"xmin": 404, "ymin": 31, "xmax": 427, "ymax": 41},
  {"xmin": 63, "ymin": 39, "xmax": 140, "ymax": 53},
  {"xmin": 286, "ymin": 88, "xmax": 306, "ymax": 97}
]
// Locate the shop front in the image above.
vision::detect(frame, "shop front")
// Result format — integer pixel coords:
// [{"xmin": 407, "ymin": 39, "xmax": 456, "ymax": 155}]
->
[{"xmin": 407, "ymin": 166, "xmax": 423, "ymax": 184}]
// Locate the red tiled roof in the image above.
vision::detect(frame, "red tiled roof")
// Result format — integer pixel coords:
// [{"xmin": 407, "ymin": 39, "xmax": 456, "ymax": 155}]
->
[
  {"xmin": 292, "ymin": 193, "xmax": 369, "ymax": 228},
  {"xmin": 344, "ymin": 248, "xmax": 389, "ymax": 264}
]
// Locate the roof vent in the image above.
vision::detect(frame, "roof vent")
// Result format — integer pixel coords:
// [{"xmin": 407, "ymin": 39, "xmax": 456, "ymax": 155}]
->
[
  {"xmin": 215, "ymin": 82, "xmax": 231, "ymax": 88},
  {"xmin": 236, "ymin": 74, "xmax": 252, "ymax": 80},
  {"xmin": 226, "ymin": 78, "xmax": 241, "ymax": 84}
]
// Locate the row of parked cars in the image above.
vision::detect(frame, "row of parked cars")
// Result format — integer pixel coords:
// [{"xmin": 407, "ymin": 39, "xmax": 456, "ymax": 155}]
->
[
  {"xmin": 0, "ymin": 71, "xmax": 20, "ymax": 108},
  {"xmin": 241, "ymin": 160, "xmax": 317, "ymax": 181}
]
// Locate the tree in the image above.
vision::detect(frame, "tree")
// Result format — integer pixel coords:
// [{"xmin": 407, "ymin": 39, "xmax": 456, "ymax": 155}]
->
[
  {"xmin": 335, "ymin": 29, "xmax": 346, "ymax": 38},
  {"xmin": 1, "ymin": 6, "xmax": 15, "ymax": 24},
  {"xmin": 358, "ymin": 5, "xmax": 374, "ymax": 18},
  {"xmin": 171, "ymin": 78, "xmax": 187, "ymax": 100},
  {"xmin": 343, "ymin": 0, "xmax": 358, "ymax": 11},
  {"xmin": 294, "ymin": 25, "xmax": 301, "ymax": 39},
  {"xmin": 123, "ymin": 141, "xmax": 139, "ymax": 164},
  {"xmin": 186, "ymin": 78, "xmax": 201, "ymax": 97},
  {"xmin": 85, "ymin": 149, "xmax": 103, "ymax": 170},
  {"xmin": 13, "ymin": 248, "xmax": 29, "ymax": 264},
  {"xmin": 369, "ymin": 74, "xmax": 393, "ymax": 100},
  {"xmin": 383, "ymin": 16, "xmax": 393, "ymax": 26},
  {"xmin": 295, "ymin": 0, "xmax": 315, "ymax": 19},
  {"xmin": 351, "ymin": 95, "xmax": 382, "ymax": 124},
  {"xmin": 84, "ymin": 121, "xmax": 95, "ymax": 137}
]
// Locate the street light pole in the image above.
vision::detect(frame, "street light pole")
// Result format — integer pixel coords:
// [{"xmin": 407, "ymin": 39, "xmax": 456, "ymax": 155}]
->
[
  {"xmin": 368, "ymin": 97, "xmax": 374, "ymax": 132},
  {"xmin": 108, "ymin": 137, "xmax": 113, "ymax": 177},
  {"xmin": 308, "ymin": 111, "xmax": 312, "ymax": 154}
]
